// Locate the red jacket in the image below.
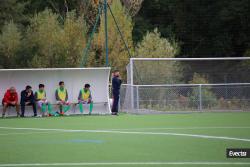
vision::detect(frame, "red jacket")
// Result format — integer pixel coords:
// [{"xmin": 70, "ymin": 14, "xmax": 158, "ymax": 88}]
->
[{"xmin": 2, "ymin": 89, "xmax": 18, "ymax": 103}]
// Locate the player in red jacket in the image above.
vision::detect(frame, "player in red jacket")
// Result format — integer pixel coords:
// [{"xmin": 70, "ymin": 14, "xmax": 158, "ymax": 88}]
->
[{"xmin": 2, "ymin": 87, "xmax": 20, "ymax": 118}]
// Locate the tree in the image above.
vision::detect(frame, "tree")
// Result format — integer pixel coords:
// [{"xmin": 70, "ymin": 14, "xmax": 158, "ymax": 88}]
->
[
  {"xmin": 134, "ymin": 0, "xmax": 250, "ymax": 58},
  {"xmin": 89, "ymin": 0, "xmax": 134, "ymax": 76},
  {"xmin": 60, "ymin": 11, "xmax": 87, "ymax": 67},
  {"xmin": 26, "ymin": 9, "xmax": 62, "ymax": 67},
  {"xmin": 133, "ymin": 28, "xmax": 180, "ymax": 84},
  {"xmin": 0, "ymin": 0, "xmax": 27, "ymax": 31},
  {"xmin": 0, "ymin": 21, "xmax": 21, "ymax": 68},
  {"xmin": 136, "ymin": 28, "xmax": 178, "ymax": 58},
  {"xmin": 26, "ymin": 9, "xmax": 87, "ymax": 68},
  {"xmin": 24, "ymin": 0, "xmax": 99, "ymax": 32}
]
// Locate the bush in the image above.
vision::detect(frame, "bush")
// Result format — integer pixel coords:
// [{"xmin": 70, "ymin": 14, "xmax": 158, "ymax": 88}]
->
[{"xmin": 188, "ymin": 73, "xmax": 218, "ymax": 109}]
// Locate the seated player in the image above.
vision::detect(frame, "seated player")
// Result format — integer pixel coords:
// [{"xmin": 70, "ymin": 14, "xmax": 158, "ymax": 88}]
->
[
  {"xmin": 55, "ymin": 81, "xmax": 70, "ymax": 115},
  {"xmin": 78, "ymin": 84, "xmax": 93, "ymax": 114},
  {"xmin": 35, "ymin": 84, "xmax": 52, "ymax": 117},
  {"xmin": 20, "ymin": 85, "xmax": 37, "ymax": 117},
  {"xmin": 2, "ymin": 87, "xmax": 20, "ymax": 118}
]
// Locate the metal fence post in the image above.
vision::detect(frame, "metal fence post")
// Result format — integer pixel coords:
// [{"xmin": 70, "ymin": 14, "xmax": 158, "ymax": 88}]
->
[
  {"xmin": 136, "ymin": 85, "xmax": 139, "ymax": 110},
  {"xmin": 130, "ymin": 60, "xmax": 134, "ymax": 111},
  {"xmin": 199, "ymin": 84, "xmax": 202, "ymax": 111}
]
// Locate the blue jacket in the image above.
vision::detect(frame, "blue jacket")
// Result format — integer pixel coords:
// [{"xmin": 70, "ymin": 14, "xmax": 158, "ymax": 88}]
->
[
  {"xmin": 112, "ymin": 76, "xmax": 122, "ymax": 95},
  {"xmin": 20, "ymin": 90, "xmax": 35, "ymax": 104}
]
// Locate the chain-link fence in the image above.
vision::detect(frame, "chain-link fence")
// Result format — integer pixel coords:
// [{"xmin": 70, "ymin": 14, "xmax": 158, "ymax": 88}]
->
[{"xmin": 120, "ymin": 83, "xmax": 250, "ymax": 113}]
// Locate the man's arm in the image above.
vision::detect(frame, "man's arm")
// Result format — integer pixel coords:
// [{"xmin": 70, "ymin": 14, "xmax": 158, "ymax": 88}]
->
[
  {"xmin": 30, "ymin": 91, "xmax": 35, "ymax": 103},
  {"xmin": 20, "ymin": 91, "xmax": 25, "ymax": 104},
  {"xmin": 35, "ymin": 92, "xmax": 39, "ymax": 101},
  {"xmin": 118, "ymin": 78, "xmax": 122, "ymax": 86},
  {"xmin": 89, "ymin": 91, "xmax": 92, "ymax": 100},
  {"xmin": 14, "ymin": 93, "xmax": 18, "ymax": 103},
  {"xmin": 113, "ymin": 77, "xmax": 122, "ymax": 89},
  {"xmin": 78, "ymin": 91, "xmax": 82, "ymax": 101},
  {"xmin": 3, "ymin": 92, "xmax": 10, "ymax": 103},
  {"xmin": 55, "ymin": 90, "xmax": 60, "ymax": 101},
  {"xmin": 65, "ymin": 90, "xmax": 68, "ymax": 101}
]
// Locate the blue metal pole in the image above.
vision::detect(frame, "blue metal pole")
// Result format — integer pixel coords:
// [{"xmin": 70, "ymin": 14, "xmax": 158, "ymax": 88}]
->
[{"xmin": 104, "ymin": 0, "xmax": 109, "ymax": 66}]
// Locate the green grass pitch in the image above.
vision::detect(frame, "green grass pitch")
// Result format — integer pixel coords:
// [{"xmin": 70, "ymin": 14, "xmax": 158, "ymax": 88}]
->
[{"xmin": 0, "ymin": 112, "xmax": 250, "ymax": 167}]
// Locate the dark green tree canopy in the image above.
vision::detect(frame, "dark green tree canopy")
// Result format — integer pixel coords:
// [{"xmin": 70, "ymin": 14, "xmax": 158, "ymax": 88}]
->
[{"xmin": 133, "ymin": 0, "xmax": 250, "ymax": 57}]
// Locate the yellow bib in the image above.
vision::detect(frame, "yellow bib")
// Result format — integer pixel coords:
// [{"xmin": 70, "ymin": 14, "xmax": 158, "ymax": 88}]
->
[
  {"xmin": 58, "ymin": 88, "xmax": 66, "ymax": 101},
  {"xmin": 81, "ymin": 89, "xmax": 90, "ymax": 100},
  {"xmin": 37, "ymin": 90, "xmax": 46, "ymax": 99}
]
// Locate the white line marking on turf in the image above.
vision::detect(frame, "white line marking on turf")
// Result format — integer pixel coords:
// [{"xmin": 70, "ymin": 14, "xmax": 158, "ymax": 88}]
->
[
  {"xmin": 0, "ymin": 126, "xmax": 250, "ymax": 142},
  {"xmin": 106, "ymin": 126, "xmax": 250, "ymax": 131},
  {"xmin": 0, "ymin": 162, "xmax": 250, "ymax": 166},
  {"xmin": 0, "ymin": 132, "xmax": 56, "ymax": 136}
]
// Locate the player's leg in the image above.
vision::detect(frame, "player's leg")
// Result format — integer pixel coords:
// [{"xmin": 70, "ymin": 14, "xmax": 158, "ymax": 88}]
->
[
  {"xmin": 62, "ymin": 101, "xmax": 70, "ymax": 113},
  {"xmin": 79, "ymin": 101, "xmax": 84, "ymax": 113},
  {"xmin": 57, "ymin": 101, "xmax": 63, "ymax": 113},
  {"xmin": 31, "ymin": 99, "xmax": 37, "ymax": 117},
  {"xmin": 88, "ymin": 101, "xmax": 93, "ymax": 115},
  {"xmin": 20, "ymin": 101, "xmax": 25, "ymax": 117},
  {"xmin": 46, "ymin": 102, "xmax": 58, "ymax": 116},
  {"xmin": 37, "ymin": 100, "xmax": 46, "ymax": 116},
  {"xmin": 15, "ymin": 103, "xmax": 20, "ymax": 117},
  {"xmin": 112, "ymin": 94, "xmax": 119, "ymax": 115},
  {"xmin": 2, "ymin": 102, "xmax": 8, "ymax": 118}
]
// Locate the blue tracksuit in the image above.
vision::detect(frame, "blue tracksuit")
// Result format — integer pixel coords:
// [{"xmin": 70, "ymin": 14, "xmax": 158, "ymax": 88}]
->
[{"xmin": 112, "ymin": 76, "xmax": 122, "ymax": 113}]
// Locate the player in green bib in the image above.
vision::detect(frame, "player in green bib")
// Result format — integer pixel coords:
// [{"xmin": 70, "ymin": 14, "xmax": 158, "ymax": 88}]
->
[
  {"xmin": 78, "ymin": 84, "xmax": 93, "ymax": 114},
  {"xmin": 35, "ymin": 84, "xmax": 52, "ymax": 117},
  {"xmin": 55, "ymin": 81, "xmax": 70, "ymax": 115}
]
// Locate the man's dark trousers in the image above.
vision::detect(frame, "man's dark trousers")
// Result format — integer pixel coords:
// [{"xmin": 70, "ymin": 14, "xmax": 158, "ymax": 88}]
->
[
  {"xmin": 21, "ymin": 100, "xmax": 37, "ymax": 116},
  {"xmin": 112, "ymin": 93, "xmax": 119, "ymax": 113}
]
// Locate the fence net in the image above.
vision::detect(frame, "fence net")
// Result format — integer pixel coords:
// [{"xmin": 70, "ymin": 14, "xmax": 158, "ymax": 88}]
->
[
  {"xmin": 128, "ymin": 58, "xmax": 250, "ymax": 85},
  {"xmin": 122, "ymin": 58, "xmax": 250, "ymax": 113},
  {"xmin": 120, "ymin": 84, "xmax": 250, "ymax": 113}
]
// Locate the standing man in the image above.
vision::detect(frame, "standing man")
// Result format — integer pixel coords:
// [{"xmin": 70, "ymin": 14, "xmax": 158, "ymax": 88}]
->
[
  {"xmin": 2, "ymin": 87, "xmax": 20, "ymax": 118},
  {"xmin": 20, "ymin": 85, "xmax": 37, "ymax": 117},
  {"xmin": 112, "ymin": 70, "xmax": 122, "ymax": 115},
  {"xmin": 55, "ymin": 81, "xmax": 70, "ymax": 115}
]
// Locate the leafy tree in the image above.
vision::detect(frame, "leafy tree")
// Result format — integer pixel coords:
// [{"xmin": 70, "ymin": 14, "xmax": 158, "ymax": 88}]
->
[
  {"xmin": 26, "ymin": 9, "xmax": 62, "ymax": 67},
  {"xmin": 89, "ymin": 0, "xmax": 134, "ymax": 76},
  {"xmin": 26, "ymin": 9, "xmax": 86, "ymax": 68},
  {"xmin": 60, "ymin": 11, "xmax": 87, "ymax": 67},
  {"xmin": 0, "ymin": 0, "xmax": 27, "ymax": 30},
  {"xmin": 0, "ymin": 21, "xmax": 21, "ymax": 68},
  {"xmin": 133, "ymin": 28, "xmax": 181, "ymax": 84},
  {"xmin": 24, "ymin": 0, "xmax": 99, "ymax": 31},
  {"xmin": 134, "ymin": 0, "xmax": 250, "ymax": 58},
  {"xmin": 136, "ymin": 28, "xmax": 178, "ymax": 58}
]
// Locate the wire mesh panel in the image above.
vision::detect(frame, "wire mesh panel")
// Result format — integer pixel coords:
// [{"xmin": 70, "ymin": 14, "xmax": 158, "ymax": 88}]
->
[
  {"xmin": 120, "ymin": 84, "xmax": 250, "ymax": 113},
  {"xmin": 203, "ymin": 84, "xmax": 250, "ymax": 111},
  {"xmin": 130, "ymin": 58, "xmax": 250, "ymax": 85},
  {"xmin": 137, "ymin": 85, "xmax": 199, "ymax": 112},
  {"xmin": 123, "ymin": 58, "xmax": 250, "ymax": 113}
]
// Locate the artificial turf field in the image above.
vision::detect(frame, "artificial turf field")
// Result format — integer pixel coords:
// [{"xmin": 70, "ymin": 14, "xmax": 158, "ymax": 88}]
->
[{"xmin": 0, "ymin": 112, "xmax": 250, "ymax": 167}]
